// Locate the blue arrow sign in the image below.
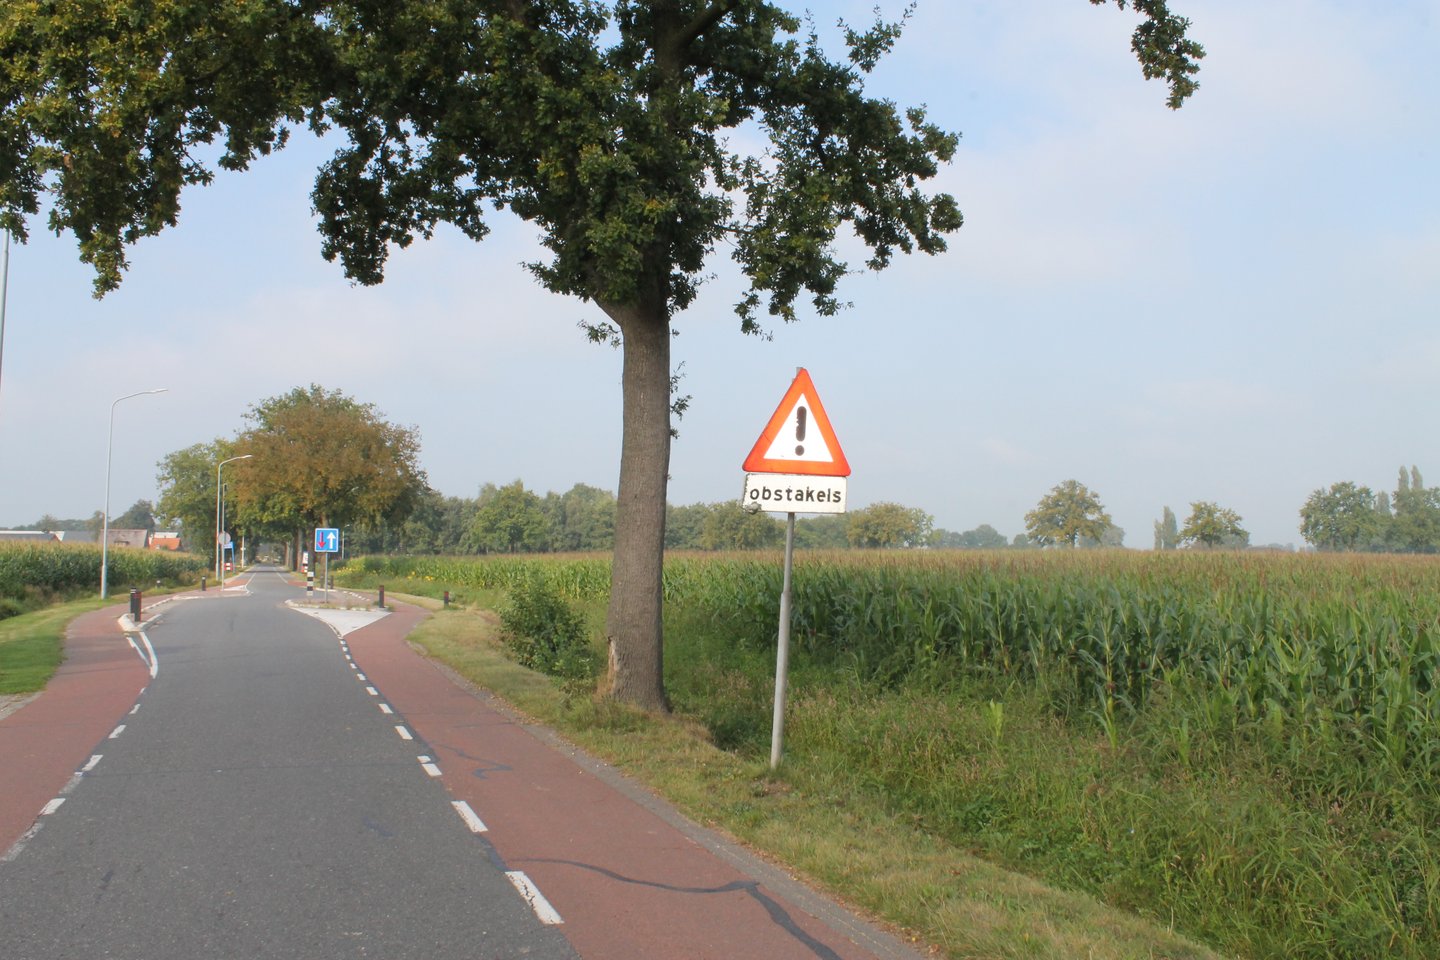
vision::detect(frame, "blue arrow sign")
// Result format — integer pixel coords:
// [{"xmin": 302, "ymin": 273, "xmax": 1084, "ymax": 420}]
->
[{"xmin": 314, "ymin": 527, "xmax": 340, "ymax": 553}]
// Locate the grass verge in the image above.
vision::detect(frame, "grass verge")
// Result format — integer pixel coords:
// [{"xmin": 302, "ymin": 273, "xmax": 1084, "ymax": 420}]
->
[
  {"xmin": 399, "ymin": 596, "xmax": 1224, "ymax": 960},
  {"xmin": 0, "ymin": 595, "xmax": 119, "ymax": 695}
]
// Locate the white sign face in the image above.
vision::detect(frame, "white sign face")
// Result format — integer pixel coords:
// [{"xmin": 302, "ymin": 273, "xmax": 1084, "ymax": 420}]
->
[
  {"xmin": 743, "ymin": 474, "xmax": 848, "ymax": 515},
  {"xmin": 757, "ymin": 396, "xmax": 842, "ymax": 468}
]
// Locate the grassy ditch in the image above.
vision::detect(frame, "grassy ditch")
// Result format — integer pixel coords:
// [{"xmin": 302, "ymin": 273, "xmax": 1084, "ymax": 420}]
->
[{"xmin": 345, "ymin": 551, "xmax": 1440, "ymax": 960}]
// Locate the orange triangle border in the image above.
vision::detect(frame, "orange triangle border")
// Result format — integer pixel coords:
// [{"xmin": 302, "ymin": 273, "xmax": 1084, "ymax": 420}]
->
[{"xmin": 742, "ymin": 368, "xmax": 851, "ymax": 477}]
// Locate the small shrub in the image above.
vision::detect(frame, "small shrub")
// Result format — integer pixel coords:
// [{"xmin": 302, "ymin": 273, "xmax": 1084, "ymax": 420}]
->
[{"xmin": 499, "ymin": 578, "xmax": 595, "ymax": 682}]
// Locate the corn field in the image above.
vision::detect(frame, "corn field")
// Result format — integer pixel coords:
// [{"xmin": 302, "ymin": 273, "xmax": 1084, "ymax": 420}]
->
[
  {"xmin": 352, "ymin": 549, "xmax": 1440, "ymax": 776},
  {"xmin": 0, "ymin": 541, "xmax": 206, "ymax": 610}
]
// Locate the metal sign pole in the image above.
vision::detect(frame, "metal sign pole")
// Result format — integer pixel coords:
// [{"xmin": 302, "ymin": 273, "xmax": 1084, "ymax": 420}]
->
[
  {"xmin": 769, "ymin": 511, "xmax": 798, "ymax": 770},
  {"xmin": 324, "ymin": 551, "xmax": 330, "ymax": 605}
]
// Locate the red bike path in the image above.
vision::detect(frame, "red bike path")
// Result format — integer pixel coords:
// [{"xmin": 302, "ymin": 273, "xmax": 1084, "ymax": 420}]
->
[
  {"xmin": 1, "ymin": 592, "xmax": 925, "ymax": 960},
  {"xmin": 0, "ymin": 604, "xmax": 149, "ymax": 854}
]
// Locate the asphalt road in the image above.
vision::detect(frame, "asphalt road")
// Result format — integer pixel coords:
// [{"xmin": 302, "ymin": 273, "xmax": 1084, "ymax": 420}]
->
[{"xmin": 0, "ymin": 569, "xmax": 577, "ymax": 960}]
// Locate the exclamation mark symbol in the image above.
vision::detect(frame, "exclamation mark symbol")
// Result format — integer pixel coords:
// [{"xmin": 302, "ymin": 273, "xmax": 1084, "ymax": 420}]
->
[{"xmin": 795, "ymin": 406, "xmax": 807, "ymax": 456}]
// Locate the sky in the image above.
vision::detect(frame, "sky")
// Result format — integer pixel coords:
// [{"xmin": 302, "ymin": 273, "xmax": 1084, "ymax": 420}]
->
[{"xmin": 0, "ymin": 0, "xmax": 1436, "ymax": 548}]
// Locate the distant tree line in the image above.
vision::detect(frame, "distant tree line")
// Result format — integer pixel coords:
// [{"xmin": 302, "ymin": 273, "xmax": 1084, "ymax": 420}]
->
[
  {"xmin": 342, "ymin": 480, "xmax": 945, "ymax": 555},
  {"xmin": 1299, "ymin": 466, "xmax": 1440, "ymax": 553}
]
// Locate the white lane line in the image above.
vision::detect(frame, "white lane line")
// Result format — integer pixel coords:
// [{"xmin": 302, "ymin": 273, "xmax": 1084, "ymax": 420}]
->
[
  {"xmin": 395, "ymin": 725, "xmax": 413, "ymax": 741},
  {"xmin": 40, "ymin": 798, "xmax": 65, "ymax": 816},
  {"xmin": 108, "ymin": 725, "xmax": 126, "ymax": 739},
  {"xmin": 418, "ymin": 757, "xmax": 442, "ymax": 777},
  {"xmin": 378, "ymin": 704, "xmax": 394, "ymax": 715},
  {"xmin": 452, "ymin": 800, "xmax": 488, "ymax": 834},
  {"xmin": 366, "ymin": 687, "xmax": 379, "ymax": 696},
  {"xmin": 129, "ymin": 703, "xmax": 141, "ymax": 715},
  {"xmin": 349, "ymin": 662, "xmax": 358, "ymax": 670},
  {"xmin": 82, "ymin": 755, "xmax": 103, "ymax": 772},
  {"xmin": 506, "ymin": 871, "xmax": 564, "ymax": 925},
  {"xmin": 123, "ymin": 630, "xmax": 159, "ymax": 678},
  {"xmin": 137, "ymin": 631, "xmax": 158, "ymax": 679},
  {"xmin": 59, "ymin": 773, "xmax": 84, "ymax": 795},
  {"xmin": 355, "ymin": 673, "xmax": 367, "ymax": 681}
]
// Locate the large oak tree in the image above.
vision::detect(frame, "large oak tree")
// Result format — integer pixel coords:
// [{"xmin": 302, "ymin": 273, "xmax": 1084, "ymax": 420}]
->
[{"xmin": 0, "ymin": 1, "xmax": 1201, "ymax": 710}]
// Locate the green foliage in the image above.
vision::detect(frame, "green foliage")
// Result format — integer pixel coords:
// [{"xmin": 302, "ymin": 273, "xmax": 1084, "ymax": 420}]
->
[
  {"xmin": 468, "ymin": 480, "xmax": 552, "ymax": 554},
  {"xmin": 499, "ymin": 577, "xmax": 595, "ymax": 682},
  {"xmin": 156, "ymin": 439, "xmax": 236, "ymax": 560},
  {"xmin": 932, "ymin": 523, "xmax": 1010, "ymax": 549},
  {"xmin": 793, "ymin": 513, "xmax": 850, "ymax": 550},
  {"xmin": 1389, "ymin": 465, "xmax": 1440, "ymax": 553},
  {"xmin": 847, "ymin": 502, "xmax": 934, "ymax": 548},
  {"xmin": 1300, "ymin": 482, "xmax": 1381, "ymax": 551},
  {"xmin": 233, "ymin": 384, "xmax": 427, "ymax": 539},
  {"xmin": 1025, "ymin": 479, "xmax": 1112, "ymax": 548},
  {"xmin": 111, "ymin": 499, "xmax": 156, "ymax": 532},
  {"xmin": 1179, "ymin": 500, "xmax": 1247, "ymax": 549},
  {"xmin": 548, "ymin": 484, "xmax": 617, "ymax": 551},
  {"xmin": 0, "ymin": 542, "xmax": 205, "ymax": 612},
  {"xmin": 700, "ymin": 502, "xmax": 784, "ymax": 550}
]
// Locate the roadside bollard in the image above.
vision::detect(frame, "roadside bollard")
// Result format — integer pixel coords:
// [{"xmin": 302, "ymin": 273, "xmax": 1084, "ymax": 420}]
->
[
  {"xmin": 200, "ymin": 576, "xmax": 207, "ymax": 591},
  {"xmin": 443, "ymin": 590, "xmax": 450, "ymax": 608},
  {"xmin": 129, "ymin": 588, "xmax": 142, "ymax": 623},
  {"xmin": 378, "ymin": 585, "xmax": 386, "ymax": 609},
  {"xmin": 306, "ymin": 568, "xmax": 314, "ymax": 597}
]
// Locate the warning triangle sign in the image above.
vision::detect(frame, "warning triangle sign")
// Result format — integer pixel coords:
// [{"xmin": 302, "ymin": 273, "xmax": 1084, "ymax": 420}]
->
[{"xmin": 743, "ymin": 368, "xmax": 850, "ymax": 477}]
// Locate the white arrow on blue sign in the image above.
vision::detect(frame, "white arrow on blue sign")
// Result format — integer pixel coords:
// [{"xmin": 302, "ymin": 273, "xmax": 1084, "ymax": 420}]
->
[{"xmin": 314, "ymin": 528, "xmax": 340, "ymax": 553}]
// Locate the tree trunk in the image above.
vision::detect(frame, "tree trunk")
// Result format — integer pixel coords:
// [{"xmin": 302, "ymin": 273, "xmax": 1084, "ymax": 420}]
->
[{"xmin": 602, "ymin": 299, "xmax": 672, "ymax": 712}]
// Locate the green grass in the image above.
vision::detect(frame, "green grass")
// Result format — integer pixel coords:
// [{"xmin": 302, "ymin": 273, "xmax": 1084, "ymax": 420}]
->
[{"xmin": 0, "ymin": 596, "xmax": 118, "ymax": 695}]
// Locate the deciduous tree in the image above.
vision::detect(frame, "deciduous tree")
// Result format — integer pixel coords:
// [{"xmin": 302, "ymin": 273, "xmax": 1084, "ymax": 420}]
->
[
  {"xmin": 1299, "ymin": 482, "xmax": 1380, "ymax": 552},
  {"xmin": 1, "ymin": 0, "xmax": 1202, "ymax": 711},
  {"xmin": 1025, "ymin": 480, "xmax": 1112, "ymax": 548},
  {"xmin": 232, "ymin": 385, "xmax": 427, "ymax": 561},
  {"xmin": 1179, "ymin": 501, "xmax": 1247, "ymax": 549},
  {"xmin": 847, "ymin": 502, "xmax": 933, "ymax": 549},
  {"xmin": 700, "ymin": 501, "xmax": 783, "ymax": 550},
  {"xmin": 469, "ymin": 481, "xmax": 551, "ymax": 554},
  {"xmin": 156, "ymin": 439, "xmax": 236, "ymax": 560}
]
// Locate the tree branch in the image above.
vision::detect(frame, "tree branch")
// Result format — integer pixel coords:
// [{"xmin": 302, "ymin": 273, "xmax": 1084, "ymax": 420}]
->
[{"xmin": 678, "ymin": 0, "xmax": 741, "ymax": 49}]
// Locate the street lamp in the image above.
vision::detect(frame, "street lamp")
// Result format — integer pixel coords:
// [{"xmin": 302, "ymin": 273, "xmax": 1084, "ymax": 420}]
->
[
  {"xmin": 102, "ymin": 388, "xmax": 168, "ymax": 598},
  {"xmin": 215, "ymin": 454, "xmax": 253, "ymax": 592}
]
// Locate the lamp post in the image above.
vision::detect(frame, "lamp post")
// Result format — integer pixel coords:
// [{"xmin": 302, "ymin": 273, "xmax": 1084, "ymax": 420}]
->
[
  {"xmin": 102, "ymin": 388, "xmax": 168, "ymax": 598},
  {"xmin": 215, "ymin": 454, "xmax": 253, "ymax": 592}
]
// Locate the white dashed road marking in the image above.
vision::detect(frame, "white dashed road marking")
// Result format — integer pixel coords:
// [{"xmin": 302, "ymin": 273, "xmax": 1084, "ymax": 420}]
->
[
  {"xmin": 506, "ymin": 871, "xmax": 564, "ymax": 925},
  {"xmin": 452, "ymin": 801, "xmax": 488, "ymax": 834}
]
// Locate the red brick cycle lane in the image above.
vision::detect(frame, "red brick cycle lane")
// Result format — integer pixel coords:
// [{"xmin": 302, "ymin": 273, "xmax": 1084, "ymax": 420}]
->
[
  {"xmin": 0, "ymin": 605, "xmax": 149, "ymax": 855},
  {"xmin": 345, "ymin": 602, "xmax": 923, "ymax": 960}
]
